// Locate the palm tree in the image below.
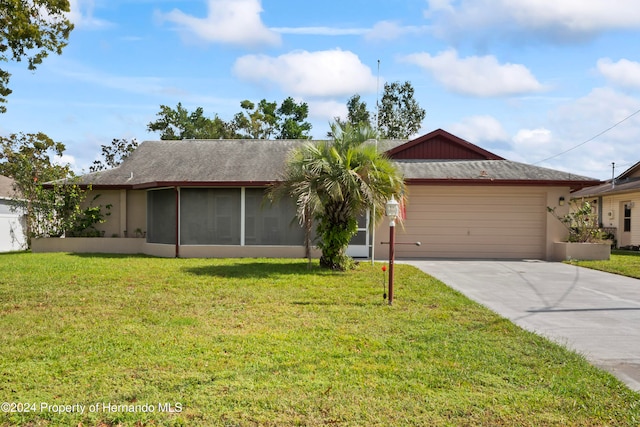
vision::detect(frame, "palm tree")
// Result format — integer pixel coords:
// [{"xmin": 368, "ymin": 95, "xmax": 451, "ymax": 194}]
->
[{"xmin": 269, "ymin": 122, "xmax": 405, "ymax": 270}]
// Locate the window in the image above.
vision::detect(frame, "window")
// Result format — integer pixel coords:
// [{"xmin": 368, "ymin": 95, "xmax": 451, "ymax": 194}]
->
[
  {"xmin": 180, "ymin": 188, "xmax": 241, "ymax": 245},
  {"xmin": 624, "ymin": 204, "xmax": 632, "ymax": 232},
  {"xmin": 244, "ymin": 188, "xmax": 305, "ymax": 245},
  {"xmin": 147, "ymin": 189, "xmax": 176, "ymax": 244}
]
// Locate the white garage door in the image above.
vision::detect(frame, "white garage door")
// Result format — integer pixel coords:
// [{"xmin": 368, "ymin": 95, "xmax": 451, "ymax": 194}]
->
[{"xmin": 392, "ymin": 186, "xmax": 547, "ymax": 259}]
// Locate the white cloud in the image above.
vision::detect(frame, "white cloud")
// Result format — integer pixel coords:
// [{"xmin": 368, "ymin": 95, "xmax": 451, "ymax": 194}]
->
[
  {"xmin": 402, "ymin": 49, "xmax": 546, "ymax": 97},
  {"xmin": 67, "ymin": 0, "xmax": 112, "ymax": 29},
  {"xmin": 364, "ymin": 21, "xmax": 429, "ymax": 41},
  {"xmin": 307, "ymin": 100, "xmax": 347, "ymax": 121},
  {"xmin": 233, "ymin": 49, "xmax": 378, "ymax": 97},
  {"xmin": 424, "ymin": 0, "xmax": 640, "ymax": 41},
  {"xmin": 53, "ymin": 61, "xmax": 181, "ymax": 97},
  {"xmin": 523, "ymin": 87, "xmax": 640, "ymax": 178},
  {"xmin": 597, "ymin": 58, "xmax": 640, "ymax": 90},
  {"xmin": 159, "ymin": 0, "xmax": 280, "ymax": 48},
  {"xmin": 272, "ymin": 27, "xmax": 368, "ymax": 36},
  {"xmin": 54, "ymin": 154, "xmax": 77, "ymax": 169},
  {"xmin": 513, "ymin": 128, "xmax": 553, "ymax": 149},
  {"xmin": 272, "ymin": 21, "xmax": 428, "ymax": 41},
  {"xmin": 449, "ymin": 115, "xmax": 509, "ymax": 142}
]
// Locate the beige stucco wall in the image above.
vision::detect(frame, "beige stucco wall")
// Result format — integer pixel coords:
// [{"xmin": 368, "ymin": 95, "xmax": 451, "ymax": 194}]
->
[
  {"xmin": 597, "ymin": 193, "xmax": 640, "ymax": 247},
  {"xmin": 82, "ymin": 190, "xmax": 122, "ymax": 237},
  {"xmin": 32, "ymin": 238, "xmax": 318, "ymax": 259},
  {"xmin": 372, "ymin": 185, "xmax": 570, "ymax": 261},
  {"xmin": 33, "ymin": 237, "xmax": 145, "ymax": 254},
  {"xmin": 82, "ymin": 189, "xmax": 147, "ymax": 238},
  {"xmin": 127, "ymin": 190, "xmax": 147, "ymax": 237}
]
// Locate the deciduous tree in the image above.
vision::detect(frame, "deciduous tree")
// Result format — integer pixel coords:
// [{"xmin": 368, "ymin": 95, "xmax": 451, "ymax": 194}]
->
[
  {"xmin": 90, "ymin": 138, "xmax": 139, "ymax": 172},
  {"xmin": 276, "ymin": 97, "xmax": 312, "ymax": 140},
  {"xmin": 0, "ymin": 0, "xmax": 74, "ymax": 112},
  {"xmin": 330, "ymin": 94, "xmax": 373, "ymax": 138},
  {"xmin": 147, "ymin": 103, "xmax": 235, "ymax": 140},
  {"xmin": 378, "ymin": 81, "xmax": 426, "ymax": 139},
  {"xmin": 232, "ymin": 99, "xmax": 278, "ymax": 139},
  {"xmin": 0, "ymin": 132, "xmax": 86, "ymax": 245}
]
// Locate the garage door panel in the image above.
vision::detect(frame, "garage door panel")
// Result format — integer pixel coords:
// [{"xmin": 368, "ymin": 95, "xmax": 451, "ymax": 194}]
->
[{"xmin": 394, "ymin": 187, "xmax": 547, "ymax": 259}]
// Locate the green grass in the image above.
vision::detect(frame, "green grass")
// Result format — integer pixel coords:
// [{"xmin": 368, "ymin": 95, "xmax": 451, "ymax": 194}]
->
[
  {"xmin": 569, "ymin": 250, "xmax": 640, "ymax": 278},
  {"xmin": 0, "ymin": 253, "xmax": 638, "ymax": 426}
]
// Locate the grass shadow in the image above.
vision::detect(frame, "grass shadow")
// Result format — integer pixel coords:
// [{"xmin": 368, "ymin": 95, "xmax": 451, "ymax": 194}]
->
[
  {"xmin": 613, "ymin": 249, "xmax": 640, "ymax": 257},
  {"xmin": 0, "ymin": 250, "xmax": 30, "ymax": 256},
  {"xmin": 183, "ymin": 262, "xmax": 337, "ymax": 278},
  {"xmin": 66, "ymin": 252, "xmax": 159, "ymax": 259}
]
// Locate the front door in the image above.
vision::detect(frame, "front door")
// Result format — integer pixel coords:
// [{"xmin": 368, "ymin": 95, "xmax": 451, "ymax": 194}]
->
[
  {"xmin": 346, "ymin": 211, "xmax": 370, "ymax": 258},
  {"xmin": 619, "ymin": 201, "xmax": 632, "ymax": 247}
]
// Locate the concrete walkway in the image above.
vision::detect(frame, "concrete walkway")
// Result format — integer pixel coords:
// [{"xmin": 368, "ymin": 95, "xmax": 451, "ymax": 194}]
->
[{"xmin": 403, "ymin": 259, "xmax": 640, "ymax": 392}]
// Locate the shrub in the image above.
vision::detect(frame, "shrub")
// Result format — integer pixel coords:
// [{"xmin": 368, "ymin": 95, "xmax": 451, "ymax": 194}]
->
[{"xmin": 547, "ymin": 200, "xmax": 609, "ymax": 243}]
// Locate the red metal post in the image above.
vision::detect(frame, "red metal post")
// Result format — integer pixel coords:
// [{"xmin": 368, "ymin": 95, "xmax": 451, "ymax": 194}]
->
[{"xmin": 388, "ymin": 220, "xmax": 396, "ymax": 305}]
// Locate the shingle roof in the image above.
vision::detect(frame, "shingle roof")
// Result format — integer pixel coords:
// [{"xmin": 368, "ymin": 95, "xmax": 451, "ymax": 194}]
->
[
  {"xmin": 572, "ymin": 178, "xmax": 640, "ymax": 198},
  {"xmin": 397, "ymin": 159, "xmax": 598, "ymax": 185},
  {"xmin": 571, "ymin": 161, "xmax": 640, "ymax": 198},
  {"xmin": 0, "ymin": 175, "xmax": 17, "ymax": 199},
  {"xmin": 73, "ymin": 138, "xmax": 600, "ymax": 190},
  {"xmin": 76, "ymin": 139, "xmax": 308, "ymax": 188}
]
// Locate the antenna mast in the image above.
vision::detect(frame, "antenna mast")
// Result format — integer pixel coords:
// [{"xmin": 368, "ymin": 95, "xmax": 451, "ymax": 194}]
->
[
  {"xmin": 612, "ymin": 162, "xmax": 616, "ymax": 188},
  {"xmin": 376, "ymin": 59, "xmax": 381, "ymax": 135}
]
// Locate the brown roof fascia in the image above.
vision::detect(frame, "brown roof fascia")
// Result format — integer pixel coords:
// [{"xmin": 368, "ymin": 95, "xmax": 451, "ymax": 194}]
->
[
  {"xmin": 406, "ymin": 178, "xmax": 601, "ymax": 189},
  {"xmin": 386, "ymin": 128, "xmax": 505, "ymax": 160},
  {"xmin": 131, "ymin": 181, "xmax": 274, "ymax": 190},
  {"xmin": 41, "ymin": 182, "xmax": 130, "ymax": 190}
]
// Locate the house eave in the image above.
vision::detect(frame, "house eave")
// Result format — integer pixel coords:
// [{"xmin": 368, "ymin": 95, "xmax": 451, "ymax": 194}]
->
[
  {"xmin": 405, "ymin": 178, "xmax": 600, "ymax": 189},
  {"xmin": 131, "ymin": 181, "xmax": 275, "ymax": 190},
  {"xmin": 572, "ymin": 187, "xmax": 640, "ymax": 199}
]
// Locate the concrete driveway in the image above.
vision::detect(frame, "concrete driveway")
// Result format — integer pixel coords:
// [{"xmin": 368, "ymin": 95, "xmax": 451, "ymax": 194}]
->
[{"xmin": 403, "ymin": 259, "xmax": 640, "ymax": 392}]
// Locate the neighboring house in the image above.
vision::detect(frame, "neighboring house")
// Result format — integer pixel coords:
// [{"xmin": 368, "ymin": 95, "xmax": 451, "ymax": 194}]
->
[
  {"xmin": 0, "ymin": 175, "xmax": 27, "ymax": 252},
  {"xmin": 571, "ymin": 162, "xmax": 640, "ymax": 248},
  {"xmin": 33, "ymin": 129, "xmax": 599, "ymax": 260}
]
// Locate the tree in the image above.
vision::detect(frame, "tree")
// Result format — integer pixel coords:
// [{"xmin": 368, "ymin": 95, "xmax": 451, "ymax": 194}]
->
[
  {"xmin": 269, "ymin": 122, "xmax": 405, "ymax": 270},
  {"xmin": 148, "ymin": 98, "xmax": 312, "ymax": 141},
  {"xmin": 0, "ymin": 0, "xmax": 74, "ymax": 113},
  {"xmin": 346, "ymin": 94, "xmax": 372, "ymax": 129},
  {"xmin": 378, "ymin": 81, "xmax": 426, "ymax": 139},
  {"xmin": 147, "ymin": 103, "xmax": 235, "ymax": 140},
  {"xmin": 0, "ymin": 132, "xmax": 87, "ymax": 245},
  {"xmin": 276, "ymin": 97, "xmax": 312, "ymax": 140},
  {"xmin": 90, "ymin": 138, "xmax": 139, "ymax": 172},
  {"xmin": 232, "ymin": 99, "xmax": 278, "ymax": 139},
  {"xmin": 330, "ymin": 94, "xmax": 373, "ymax": 138}
]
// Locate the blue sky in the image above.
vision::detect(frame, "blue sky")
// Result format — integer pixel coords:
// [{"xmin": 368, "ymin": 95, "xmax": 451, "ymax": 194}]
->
[{"xmin": 2, "ymin": 0, "xmax": 640, "ymax": 180}]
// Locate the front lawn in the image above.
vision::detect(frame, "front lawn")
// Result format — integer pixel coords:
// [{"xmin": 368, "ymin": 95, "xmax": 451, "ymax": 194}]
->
[
  {"xmin": 0, "ymin": 253, "xmax": 638, "ymax": 426},
  {"xmin": 570, "ymin": 250, "xmax": 640, "ymax": 278}
]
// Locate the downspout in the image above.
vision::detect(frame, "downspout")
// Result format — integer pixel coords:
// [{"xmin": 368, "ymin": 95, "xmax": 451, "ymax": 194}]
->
[{"xmin": 175, "ymin": 186, "xmax": 180, "ymax": 258}]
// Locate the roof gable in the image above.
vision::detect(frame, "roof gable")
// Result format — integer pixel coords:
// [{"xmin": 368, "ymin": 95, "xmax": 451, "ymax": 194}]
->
[
  {"xmin": 618, "ymin": 161, "xmax": 640, "ymax": 180},
  {"xmin": 386, "ymin": 128, "xmax": 504, "ymax": 161}
]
